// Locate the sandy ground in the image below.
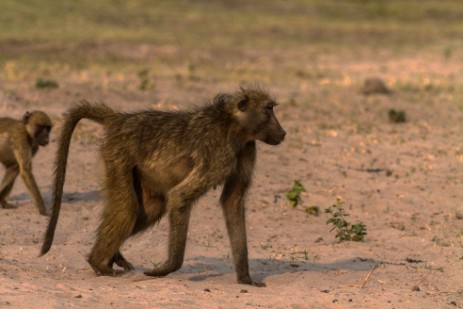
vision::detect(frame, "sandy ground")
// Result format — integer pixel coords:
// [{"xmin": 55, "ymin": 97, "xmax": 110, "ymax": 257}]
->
[{"xmin": 1, "ymin": 55, "xmax": 463, "ymax": 308}]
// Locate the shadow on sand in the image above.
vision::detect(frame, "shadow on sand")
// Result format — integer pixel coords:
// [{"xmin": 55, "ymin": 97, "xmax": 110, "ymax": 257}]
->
[
  {"xmin": 182, "ymin": 256, "xmax": 381, "ymax": 283},
  {"xmin": 10, "ymin": 190, "xmax": 101, "ymax": 204}
]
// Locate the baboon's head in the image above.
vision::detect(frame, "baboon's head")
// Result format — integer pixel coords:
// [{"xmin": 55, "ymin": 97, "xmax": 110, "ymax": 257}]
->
[
  {"xmin": 230, "ymin": 87, "xmax": 286, "ymax": 145},
  {"xmin": 23, "ymin": 111, "xmax": 53, "ymax": 146}
]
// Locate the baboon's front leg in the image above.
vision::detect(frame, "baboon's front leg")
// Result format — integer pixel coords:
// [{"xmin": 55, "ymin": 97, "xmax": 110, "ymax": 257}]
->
[
  {"xmin": 14, "ymin": 149, "xmax": 47, "ymax": 215},
  {"xmin": 20, "ymin": 168, "xmax": 47, "ymax": 215},
  {"xmin": 220, "ymin": 141, "xmax": 264, "ymax": 286},
  {"xmin": 144, "ymin": 171, "xmax": 204, "ymax": 277},
  {"xmin": 144, "ymin": 205, "xmax": 192, "ymax": 277},
  {"xmin": 220, "ymin": 175, "xmax": 267, "ymax": 286}
]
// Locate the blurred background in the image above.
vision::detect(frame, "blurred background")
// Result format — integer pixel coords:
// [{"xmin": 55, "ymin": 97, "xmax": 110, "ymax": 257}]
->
[{"xmin": 1, "ymin": 0, "xmax": 463, "ymax": 107}]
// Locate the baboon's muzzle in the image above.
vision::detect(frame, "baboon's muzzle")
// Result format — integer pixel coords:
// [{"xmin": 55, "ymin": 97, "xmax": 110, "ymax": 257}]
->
[{"xmin": 265, "ymin": 127, "xmax": 286, "ymax": 145}]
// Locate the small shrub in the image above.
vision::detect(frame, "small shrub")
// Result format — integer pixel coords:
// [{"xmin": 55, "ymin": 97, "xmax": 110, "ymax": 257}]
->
[
  {"xmin": 325, "ymin": 197, "xmax": 367, "ymax": 242},
  {"xmin": 362, "ymin": 77, "xmax": 391, "ymax": 95},
  {"xmin": 35, "ymin": 78, "xmax": 59, "ymax": 89},
  {"xmin": 304, "ymin": 205, "xmax": 320, "ymax": 216},
  {"xmin": 443, "ymin": 46, "xmax": 452, "ymax": 59},
  {"xmin": 137, "ymin": 69, "xmax": 150, "ymax": 90},
  {"xmin": 286, "ymin": 179, "xmax": 306, "ymax": 208},
  {"xmin": 388, "ymin": 109, "xmax": 407, "ymax": 123}
]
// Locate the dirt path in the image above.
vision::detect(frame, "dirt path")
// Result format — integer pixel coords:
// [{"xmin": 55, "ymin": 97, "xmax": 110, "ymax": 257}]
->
[{"xmin": 1, "ymin": 49, "xmax": 463, "ymax": 308}]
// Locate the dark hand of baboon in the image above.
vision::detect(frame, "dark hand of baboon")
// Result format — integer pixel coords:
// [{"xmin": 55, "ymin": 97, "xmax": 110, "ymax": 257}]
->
[
  {"xmin": 0, "ymin": 111, "xmax": 52, "ymax": 216},
  {"xmin": 41, "ymin": 87, "xmax": 285, "ymax": 286}
]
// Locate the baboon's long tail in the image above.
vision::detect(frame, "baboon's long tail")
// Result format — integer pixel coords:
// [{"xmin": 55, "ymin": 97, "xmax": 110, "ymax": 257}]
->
[{"xmin": 40, "ymin": 101, "xmax": 115, "ymax": 256}]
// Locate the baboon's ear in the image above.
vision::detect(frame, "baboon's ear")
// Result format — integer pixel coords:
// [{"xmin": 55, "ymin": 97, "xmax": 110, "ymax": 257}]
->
[
  {"xmin": 237, "ymin": 95, "xmax": 248, "ymax": 112},
  {"xmin": 22, "ymin": 111, "xmax": 32, "ymax": 124}
]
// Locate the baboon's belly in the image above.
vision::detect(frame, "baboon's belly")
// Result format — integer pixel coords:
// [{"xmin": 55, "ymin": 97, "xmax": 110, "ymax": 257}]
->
[
  {"xmin": 140, "ymin": 156, "xmax": 194, "ymax": 192},
  {"xmin": 0, "ymin": 135, "xmax": 15, "ymax": 165}
]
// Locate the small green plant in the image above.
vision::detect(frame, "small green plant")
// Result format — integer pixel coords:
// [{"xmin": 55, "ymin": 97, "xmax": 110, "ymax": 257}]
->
[
  {"xmin": 388, "ymin": 109, "xmax": 407, "ymax": 123},
  {"xmin": 187, "ymin": 62, "xmax": 200, "ymax": 81},
  {"xmin": 137, "ymin": 68, "xmax": 150, "ymax": 90},
  {"xmin": 443, "ymin": 46, "xmax": 452, "ymax": 59},
  {"xmin": 35, "ymin": 78, "xmax": 59, "ymax": 89},
  {"xmin": 286, "ymin": 179, "xmax": 306, "ymax": 207},
  {"xmin": 325, "ymin": 197, "xmax": 367, "ymax": 242},
  {"xmin": 304, "ymin": 205, "xmax": 320, "ymax": 216}
]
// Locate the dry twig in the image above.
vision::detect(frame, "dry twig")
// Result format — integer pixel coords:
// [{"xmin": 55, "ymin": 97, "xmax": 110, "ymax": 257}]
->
[{"xmin": 361, "ymin": 263, "xmax": 380, "ymax": 288}]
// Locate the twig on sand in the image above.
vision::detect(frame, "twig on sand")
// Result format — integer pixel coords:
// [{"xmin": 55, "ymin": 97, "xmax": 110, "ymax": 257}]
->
[{"xmin": 361, "ymin": 263, "xmax": 380, "ymax": 288}]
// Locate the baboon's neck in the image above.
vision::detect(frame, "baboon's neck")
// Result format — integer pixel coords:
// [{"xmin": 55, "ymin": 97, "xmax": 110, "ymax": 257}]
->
[{"xmin": 201, "ymin": 104, "xmax": 248, "ymax": 153}]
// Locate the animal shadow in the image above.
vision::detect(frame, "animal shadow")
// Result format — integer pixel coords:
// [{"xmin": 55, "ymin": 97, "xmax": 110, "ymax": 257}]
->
[
  {"xmin": 183, "ymin": 256, "xmax": 380, "ymax": 282},
  {"xmin": 10, "ymin": 189, "xmax": 101, "ymax": 204}
]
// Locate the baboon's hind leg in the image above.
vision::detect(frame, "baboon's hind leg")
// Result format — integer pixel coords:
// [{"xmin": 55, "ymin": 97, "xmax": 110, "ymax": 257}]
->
[
  {"xmin": 109, "ymin": 251, "xmax": 134, "ymax": 271},
  {"xmin": 87, "ymin": 161, "xmax": 139, "ymax": 276},
  {"xmin": 0, "ymin": 165, "xmax": 19, "ymax": 208}
]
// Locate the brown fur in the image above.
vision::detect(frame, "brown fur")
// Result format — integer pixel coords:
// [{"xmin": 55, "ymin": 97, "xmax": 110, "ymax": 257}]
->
[
  {"xmin": 0, "ymin": 111, "xmax": 52, "ymax": 215},
  {"xmin": 41, "ymin": 87, "xmax": 286, "ymax": 286}
]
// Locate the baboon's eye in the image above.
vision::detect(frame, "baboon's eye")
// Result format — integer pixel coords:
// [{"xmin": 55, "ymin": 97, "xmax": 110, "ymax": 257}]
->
[
  {"xmin": 266, "ymin": 102, "xmax": 277, "ymax": 110},
  {"xmin": 37, "ymin": 125, "xmax": 51, "ymax": 135}
]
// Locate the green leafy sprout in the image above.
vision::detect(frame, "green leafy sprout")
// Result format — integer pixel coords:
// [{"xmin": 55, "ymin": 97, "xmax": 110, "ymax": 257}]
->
[
  {"xmin": 286, "ymin": 179, "xmax": 306, "ymax": 208},
  {"xmin": 137, "ymin": 68, "xmax": 150, "ymax": 90},
  {"xmin": 35, "ymin": 78, "xmax": 59, "ymax": 89},
  {"xmin": 325, "ymin": 197, "xmax": 367, "ymax": 242}
]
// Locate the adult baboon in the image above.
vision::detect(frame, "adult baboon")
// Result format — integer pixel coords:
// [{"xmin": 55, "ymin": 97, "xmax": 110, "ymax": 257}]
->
[
  {"xmin": 41, "ymin": 87, "xmax": 286, "ymax": 286},
  {"xmin": 0, "ymin": 111, "xmax": 52, "ymax": 215}
]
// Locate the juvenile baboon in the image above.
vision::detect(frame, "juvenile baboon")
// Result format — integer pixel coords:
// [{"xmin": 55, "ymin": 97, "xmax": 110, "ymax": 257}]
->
[
  {"xmin": 0, "ymin": 111, "xmax": 52, "ymax": 215},
  {"xmin": 41, "ymin": 87, "xmax": 286, "ymax": 286}
]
